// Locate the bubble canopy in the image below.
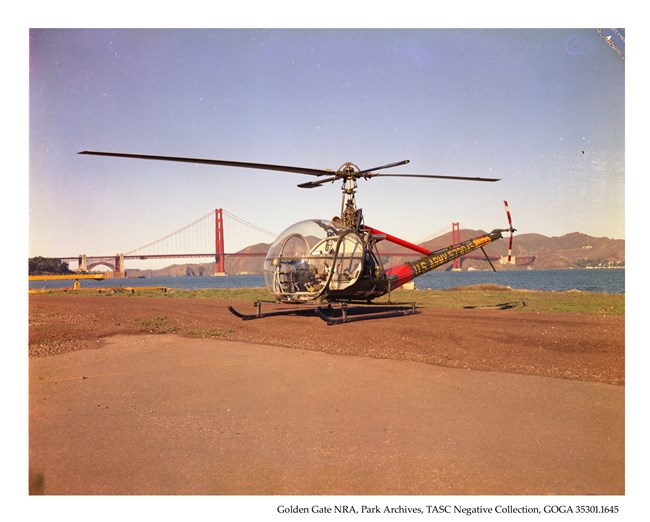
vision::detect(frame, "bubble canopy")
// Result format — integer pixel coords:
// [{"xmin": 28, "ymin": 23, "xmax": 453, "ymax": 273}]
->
[{"xmin": 264, "ymin": 219, "xmax": 366, "ymax": 302}]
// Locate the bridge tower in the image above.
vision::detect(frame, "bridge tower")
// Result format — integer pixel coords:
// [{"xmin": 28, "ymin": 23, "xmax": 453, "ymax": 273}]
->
[
  {"xmin": 78, "ymin": 254, "xmax": 88, "ymax": 272},
  {"xmin": 451, "ymin": 222, "xmax": 461, "ymax": 271},
  {"xmin": 113, "ymin": 253, "xmax": 126, "ymax": 278},
  {"xmin": 214, "ymin": 208, "xmax": 226, "ymax": 276}
]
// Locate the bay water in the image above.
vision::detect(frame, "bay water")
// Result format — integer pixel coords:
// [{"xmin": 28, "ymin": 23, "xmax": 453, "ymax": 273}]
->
[{"xmin": 29, "ymin": 268, "xmax": 625, "ymax": 294}]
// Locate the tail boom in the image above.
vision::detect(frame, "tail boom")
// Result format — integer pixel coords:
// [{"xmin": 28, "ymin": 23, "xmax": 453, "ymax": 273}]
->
[{"xmin": 385, "ymin": 229, "xmax": 507, "ymax": 288}]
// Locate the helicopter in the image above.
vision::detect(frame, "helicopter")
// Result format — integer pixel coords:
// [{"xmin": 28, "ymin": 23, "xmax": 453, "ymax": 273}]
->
[{"xmin": 78, "ymin": 151, "xmax": 516, "ymax": 324}]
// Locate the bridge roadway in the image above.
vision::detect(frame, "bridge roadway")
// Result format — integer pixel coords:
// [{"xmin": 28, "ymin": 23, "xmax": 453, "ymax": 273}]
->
[
  {"xmin": 58, "ymin": 252, "xmax": 266, "ymax": 263},
  {"xmin": 57, "ymin": 252, "xmax": 267, "ymax": 275},
  {"xmin": 57, "ymin": 251, "xmax": 423, "ymax": 275},
  {"xmin": 29, "ymin": 334, "xmax": 624, "ymax": 497}
]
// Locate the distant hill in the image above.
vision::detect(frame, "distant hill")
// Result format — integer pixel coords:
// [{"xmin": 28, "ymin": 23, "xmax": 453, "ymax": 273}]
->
[
  {"xmin": 419, "ymin": 229, "xmax": 624, "ymax": 270},
  {"xmin": 124, "ymin": 230, "xmax": 624, "ymax": 277},
  {"xmin": 223, "ymin": 242, "xmax": 269, "ymax": 274}
]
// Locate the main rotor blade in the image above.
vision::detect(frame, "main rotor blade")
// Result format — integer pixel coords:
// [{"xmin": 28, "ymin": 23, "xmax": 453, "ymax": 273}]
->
[
  {"xmin": 357, "ymin": 159, "xmax": 410, "ymax": 175},
  {"xmin": 369, "ymin": 173, "xmax": 500, "ymax": 182},
  {"xmin": 297, "ymin": 176, "xmax": 339, "ymax": 189},
  {"xmin": 78, "ymin": 150, "xmax": 334, "ymax": 177}
]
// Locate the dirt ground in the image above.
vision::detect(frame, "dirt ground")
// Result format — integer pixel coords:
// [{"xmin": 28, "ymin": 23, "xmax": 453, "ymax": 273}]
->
[
  {"xmin": 28, "ymin": 294, "xmax": 624, "ymax": 385},
  {"xmin": 28, "ymin": 294, "xmax": 626, "ymax": 497},
  {"xmin": 29, "ymin": 335, "xmax": 624, "ymax": 496}
]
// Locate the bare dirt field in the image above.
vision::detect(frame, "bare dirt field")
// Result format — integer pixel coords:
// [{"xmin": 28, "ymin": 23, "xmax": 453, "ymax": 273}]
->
[
  {"xmin": 29, "ymin": 294, "xmax": 624, "ymax": 385},
  {"xmin": 28, "ymin": 293, "xmax": 625, "ymax": 497}
]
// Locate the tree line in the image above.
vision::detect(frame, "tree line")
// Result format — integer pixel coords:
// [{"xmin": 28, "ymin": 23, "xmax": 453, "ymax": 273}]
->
[{"xmin": 28, "ymin": 257, "xmax": 73, "ymax": 275}]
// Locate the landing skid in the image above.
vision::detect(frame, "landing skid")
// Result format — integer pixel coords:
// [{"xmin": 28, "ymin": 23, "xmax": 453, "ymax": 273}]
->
[
  {"xmin": 227, "ymin": 300, "xmax": 318, "ymax": 320},
  {"xmin": 315, "ymin": 302, "xmax": 419, "ymax": 325},
  {"xmin": 227, "ymin": 300, "xmax": 419, "ymax": 325}
]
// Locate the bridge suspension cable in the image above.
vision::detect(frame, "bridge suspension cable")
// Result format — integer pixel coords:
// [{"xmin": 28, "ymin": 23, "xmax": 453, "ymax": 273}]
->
[
  {"xmin": 222, "ymin": 209, "xmax": 276, "ymax": 239},
  {"xmin": 125, "ymin": 210, "xmax": 215, "ymax": 255},
  {"xmin": 415, "ymin": 224, "xmax": 453, "ymax": 246},
  {"xmin": 125, "ymin": 208, "xmax": 277, "ymax": 257}
]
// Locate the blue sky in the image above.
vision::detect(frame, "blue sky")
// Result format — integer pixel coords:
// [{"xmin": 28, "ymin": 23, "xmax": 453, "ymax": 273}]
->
[{"xmin": 28, "ymin": 27, "xmax": 625, "ymax": 262}]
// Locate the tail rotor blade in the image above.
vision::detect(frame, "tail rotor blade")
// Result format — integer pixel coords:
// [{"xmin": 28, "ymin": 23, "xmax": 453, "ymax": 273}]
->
[
  {"xmin": 504, "ymin": 200, "xmax": 514, "ymax": 262},
  {"xmin": 508, "ymin": 233, "xmax": 513, "ymax": 262},
  {"xmin": 504, "ymin": 200, "xmax": 513, "ymax": 228}
]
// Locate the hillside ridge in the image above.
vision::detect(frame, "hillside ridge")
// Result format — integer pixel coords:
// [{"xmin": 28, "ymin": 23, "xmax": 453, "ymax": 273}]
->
[{"xmin": 126, "ymin": 230, "xmax": 624, "ymax": 277}]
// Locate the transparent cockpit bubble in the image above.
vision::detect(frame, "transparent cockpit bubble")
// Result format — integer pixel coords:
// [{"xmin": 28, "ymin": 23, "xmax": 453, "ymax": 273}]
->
[{"xmin": 264, "ymin": 219, "xmax": 364, "ymax": 302}]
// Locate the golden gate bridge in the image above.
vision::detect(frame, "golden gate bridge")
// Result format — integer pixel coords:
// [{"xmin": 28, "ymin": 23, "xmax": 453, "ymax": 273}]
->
[
  {"xmin": 58, "ymin": 208, "xmax": 534, "ymax": 277},
  {"xmin": 59, "ymin": 208, "xmax": 278, "ymax": 277}
]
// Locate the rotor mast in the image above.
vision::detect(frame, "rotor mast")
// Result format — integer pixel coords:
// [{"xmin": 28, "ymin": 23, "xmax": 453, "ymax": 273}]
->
[{"xmin": 339, "ymin": 162, "xmax": 362, "ymax": 228}]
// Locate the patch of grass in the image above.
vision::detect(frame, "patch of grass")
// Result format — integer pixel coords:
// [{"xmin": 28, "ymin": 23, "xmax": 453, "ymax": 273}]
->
[
  {"xmin": 138, "ymin": 315, "xmax": 179, "ymax": 334},
  {"xmin": 202, "ymin": 328, "xmax": 234, "ymax": 338},
  {"xmin": 162, "ymin": 287, "xmax": 269, "ymax": 301}
]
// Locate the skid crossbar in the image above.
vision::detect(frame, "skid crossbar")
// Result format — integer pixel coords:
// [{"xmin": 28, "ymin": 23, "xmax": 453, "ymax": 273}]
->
[{"xmin": 227, "ymin": 300, "xmax": 418, "ymax": 325}]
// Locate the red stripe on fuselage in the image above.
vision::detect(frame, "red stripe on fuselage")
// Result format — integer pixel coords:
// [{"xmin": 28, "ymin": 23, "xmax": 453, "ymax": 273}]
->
[{"xmin": 364, "ymin": 226, "xmax": 431, "ymax": 255}]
